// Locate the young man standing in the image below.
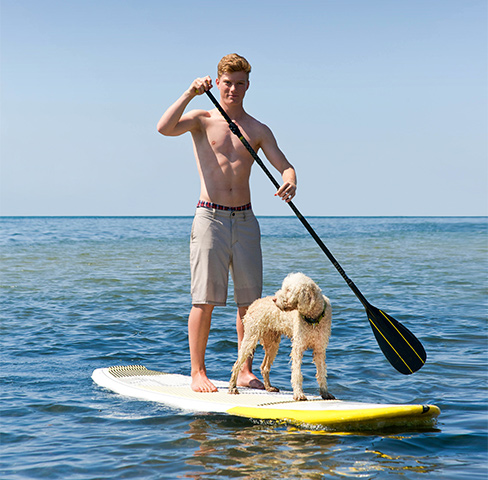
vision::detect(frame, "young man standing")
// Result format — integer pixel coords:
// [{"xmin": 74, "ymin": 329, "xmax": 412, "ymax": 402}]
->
[{"xmin": 157, "ymin": 54, "xmax": 296, "ymax": 393}]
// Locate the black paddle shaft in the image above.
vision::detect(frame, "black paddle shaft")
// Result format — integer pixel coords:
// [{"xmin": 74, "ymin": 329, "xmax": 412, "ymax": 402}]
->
[{"xmin": 205, "ymin": 90, "xmax": 426, "ymax": 374}]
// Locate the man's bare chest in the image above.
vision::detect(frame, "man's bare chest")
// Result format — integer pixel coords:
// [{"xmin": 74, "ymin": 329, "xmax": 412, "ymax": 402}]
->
[{"xmin": 204, "ymin": 120, "xmax": 259, "ymax": 160}]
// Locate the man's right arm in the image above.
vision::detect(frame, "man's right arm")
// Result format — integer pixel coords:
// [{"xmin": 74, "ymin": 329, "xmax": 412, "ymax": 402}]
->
[{"xmin": 157, "ymin": 76, "xmax": 212, "ymax": 137}]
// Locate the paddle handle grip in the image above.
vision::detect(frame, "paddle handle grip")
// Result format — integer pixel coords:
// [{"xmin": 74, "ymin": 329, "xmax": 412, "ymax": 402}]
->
[{"xmin": 205, "ymin": 90, "xmax": 370, "ymax": 310}]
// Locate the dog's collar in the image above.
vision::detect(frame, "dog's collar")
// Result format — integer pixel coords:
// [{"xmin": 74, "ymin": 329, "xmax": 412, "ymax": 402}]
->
[{"xmin": 302, "ymin": 305, "xmax": 327, "ymax": 325}]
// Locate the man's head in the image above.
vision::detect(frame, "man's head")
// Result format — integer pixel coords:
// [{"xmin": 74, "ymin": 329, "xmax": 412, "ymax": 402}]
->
[
  {"xmin": 216, "ymin": 54, "xmax": 251, "ymax": 105},
  {"xmin": 217, "ymin": 53, "xmax": 251, "ymax": 79}
]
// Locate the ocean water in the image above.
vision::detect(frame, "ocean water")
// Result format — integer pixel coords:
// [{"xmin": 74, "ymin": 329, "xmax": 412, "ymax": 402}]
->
[{"xmin": 1, "ymin": 216, "xmax": 487, "ymax": 479}]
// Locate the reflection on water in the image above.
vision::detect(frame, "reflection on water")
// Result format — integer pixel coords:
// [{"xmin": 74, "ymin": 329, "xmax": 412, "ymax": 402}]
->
[
  {"xmin": 184, "ymin": 417, "xmax": 339, "ymax": 479},
  {"xmin": 182, "ymin": 416, "xmax": 442, "ymax": 479}
]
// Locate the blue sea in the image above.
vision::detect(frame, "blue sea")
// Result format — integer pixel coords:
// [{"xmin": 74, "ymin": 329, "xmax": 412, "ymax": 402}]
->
[{"xmin": 1, "ymin": 216, "xmax": 487, "ymax": 479}]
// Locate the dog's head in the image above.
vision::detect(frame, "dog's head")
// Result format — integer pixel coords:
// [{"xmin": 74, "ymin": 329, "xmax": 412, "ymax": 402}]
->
[{"xmin": 274, "ymin": 272, "xmax": 326, "ymax": 322}]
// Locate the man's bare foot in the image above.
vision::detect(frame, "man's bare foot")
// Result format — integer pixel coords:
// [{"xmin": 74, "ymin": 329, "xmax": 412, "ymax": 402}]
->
[
  {"xmin": 236, "ymin": 372, "xmax": 265, "ymax": 390},
  {"xmin": 191, "ymin": 371, "xmax": 218, "ymax": 393}
]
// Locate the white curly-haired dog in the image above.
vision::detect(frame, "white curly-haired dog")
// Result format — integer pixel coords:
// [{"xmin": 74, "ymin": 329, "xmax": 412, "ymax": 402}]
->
[{"xmin": 228, "ymin": 272, "xmax": 335, "ymax": 401}]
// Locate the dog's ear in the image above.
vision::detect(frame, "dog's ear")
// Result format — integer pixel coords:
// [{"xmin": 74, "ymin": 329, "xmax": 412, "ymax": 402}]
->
[
  {"xmin": 297, "ymin": 287, "xmax": 322, "ymax": 317},
  {"xmin": 296, "ymin": 290, "xmax": 309, "ymax": 314}
]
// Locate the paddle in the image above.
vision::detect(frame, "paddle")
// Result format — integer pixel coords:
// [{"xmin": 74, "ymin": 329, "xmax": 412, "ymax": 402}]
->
[{"xmin": 206, "ymin": 89, "xmax": 426, "ymax": 375}]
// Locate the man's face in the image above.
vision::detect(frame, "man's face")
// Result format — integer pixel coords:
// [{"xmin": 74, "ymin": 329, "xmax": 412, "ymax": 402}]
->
[{"xmin": 216, "ymin": 71, "xmax": 249, "ymax": 104}]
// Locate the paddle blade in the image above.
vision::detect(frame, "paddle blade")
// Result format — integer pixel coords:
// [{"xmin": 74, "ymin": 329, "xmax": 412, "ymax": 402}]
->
[{"xmin": 366, "ymin": 305, "xmax": 426, "ymax": 374}]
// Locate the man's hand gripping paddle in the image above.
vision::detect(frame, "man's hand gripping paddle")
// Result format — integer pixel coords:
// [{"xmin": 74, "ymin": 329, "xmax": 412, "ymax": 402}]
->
[{"xmin": 206, "ymin": 89, "xmax": 426, "ymax": 375}]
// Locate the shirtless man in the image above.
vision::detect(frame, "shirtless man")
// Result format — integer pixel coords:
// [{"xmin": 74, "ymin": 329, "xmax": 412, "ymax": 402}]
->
[{"xmin": 157, "ymin": 54, "xmax": 296, "ymax": 393}]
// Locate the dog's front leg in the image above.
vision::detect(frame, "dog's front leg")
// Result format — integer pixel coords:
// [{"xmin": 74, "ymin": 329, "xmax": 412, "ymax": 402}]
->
[
  {"xmin": 228, "ymin": 361, "xmax": 241, "ymax": 395},
  {"xmin": 313, "ymin": 348, "xmax": 335, "ymax": 400},
  {"xmin": 290, "ymin": 345, "xmax": 307, "ymax": 401}
]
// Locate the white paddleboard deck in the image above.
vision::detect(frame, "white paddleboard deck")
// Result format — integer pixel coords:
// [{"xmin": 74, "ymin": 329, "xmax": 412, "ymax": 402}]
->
[{"xmin": 92, "ymin": 365, "xmax": 440, "ymax": 430}]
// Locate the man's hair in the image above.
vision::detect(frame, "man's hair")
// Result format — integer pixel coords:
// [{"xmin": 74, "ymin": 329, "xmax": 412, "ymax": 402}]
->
[{"xmin": 217, "ymin": 53, "xmax": 251, "ymax": 78}]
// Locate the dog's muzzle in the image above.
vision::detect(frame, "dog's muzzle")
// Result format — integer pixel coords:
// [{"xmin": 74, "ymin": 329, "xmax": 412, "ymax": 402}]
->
[{"xmin": 302, "ymin": 305, "xmax": 327, "ymax": 325}]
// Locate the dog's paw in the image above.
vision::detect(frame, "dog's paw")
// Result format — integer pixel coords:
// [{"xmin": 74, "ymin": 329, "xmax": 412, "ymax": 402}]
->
[
  {"xmin": 320, "ymin": 391, "xmax": 336, "ymax": 400},
  {"xmin": 293, "ymin": 394, "xmax": 308, "ymax": 401},
  {"xmin": 228, "ymin": 387, "xmax": 240, "ymax": 395},
  {"xmin": 265, "ymin": 386, "xmax": 280, "ymax": 393}
]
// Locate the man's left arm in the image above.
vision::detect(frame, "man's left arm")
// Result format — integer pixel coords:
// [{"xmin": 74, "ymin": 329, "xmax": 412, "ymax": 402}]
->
[{"xmin": 260, "ymin": 125, "xmax": 297, "ymax": 203}]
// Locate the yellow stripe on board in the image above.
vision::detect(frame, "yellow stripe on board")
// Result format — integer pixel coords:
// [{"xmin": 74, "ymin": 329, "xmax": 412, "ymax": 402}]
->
[
  {"xmin": 378, "ymin": 310, "xmax": 425, "ymax": 363},
  {"xmin": 227, "ymin": 404, "xmax": 440, "ymax": 427}
]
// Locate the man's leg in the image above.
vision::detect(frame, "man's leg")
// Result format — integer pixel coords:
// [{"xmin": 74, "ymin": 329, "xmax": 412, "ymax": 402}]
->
[
  {"xmin": 189, "ymin": 304, "xmax": 218, "ymax": 392},
  {"xmin": 236, "ymin": 306, "xmax": 265, "ymax": 389}
]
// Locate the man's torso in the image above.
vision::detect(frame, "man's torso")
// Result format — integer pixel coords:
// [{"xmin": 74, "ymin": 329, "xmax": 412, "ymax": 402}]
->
[{"xmin": 191, "ymin": 109, "xmax": 265, "ymax": 207}]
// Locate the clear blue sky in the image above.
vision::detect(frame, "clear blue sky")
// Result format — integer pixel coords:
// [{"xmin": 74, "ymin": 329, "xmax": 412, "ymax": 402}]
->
[{"xmin": 1, "ymin": 0, "xmax": 486, "ymax": 216}]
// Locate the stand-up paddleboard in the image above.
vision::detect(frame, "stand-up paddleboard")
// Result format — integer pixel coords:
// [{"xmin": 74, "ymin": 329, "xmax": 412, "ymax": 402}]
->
[{"xmin": 92, "ymin": 365, "xmax": 440, "ymax": 431}]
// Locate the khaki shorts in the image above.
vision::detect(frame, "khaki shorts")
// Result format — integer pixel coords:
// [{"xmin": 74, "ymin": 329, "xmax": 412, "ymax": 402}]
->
[{"xmin": 190, "ymin": 205, "xmax": 262, "ymax": 307}]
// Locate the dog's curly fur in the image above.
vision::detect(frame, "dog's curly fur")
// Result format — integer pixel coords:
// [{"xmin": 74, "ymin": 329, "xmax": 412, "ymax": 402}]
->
[{"xmin": 228, "ymin": 273, "xmax": 335, "ymax": 401}]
